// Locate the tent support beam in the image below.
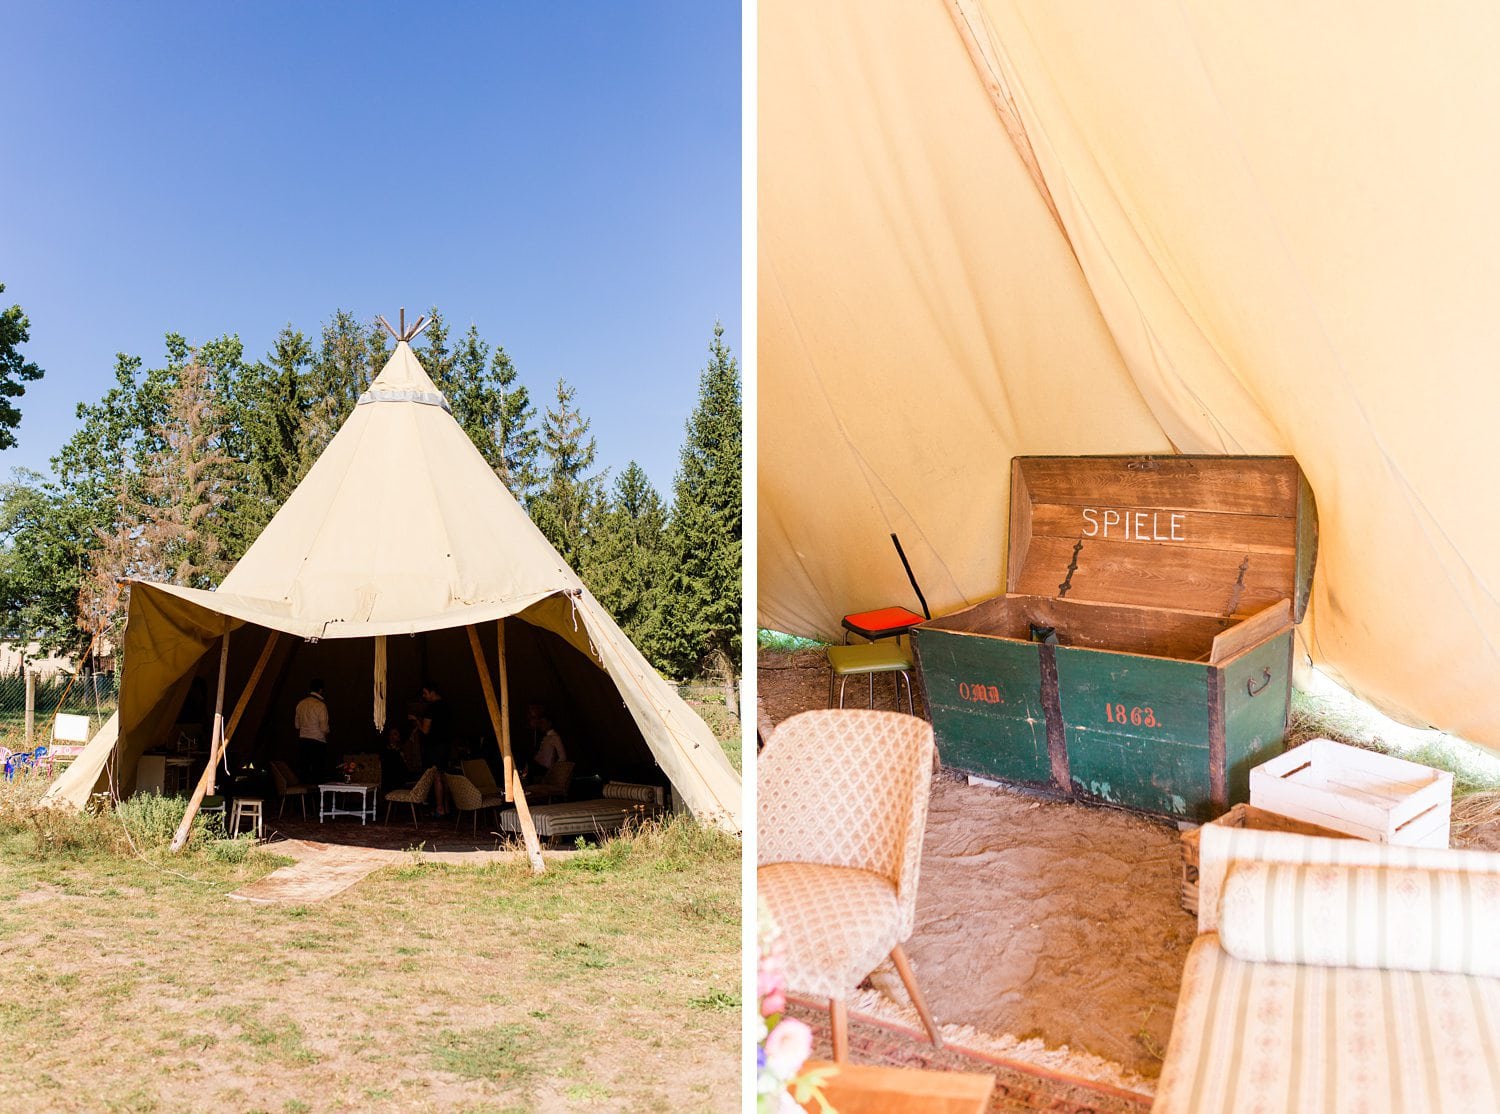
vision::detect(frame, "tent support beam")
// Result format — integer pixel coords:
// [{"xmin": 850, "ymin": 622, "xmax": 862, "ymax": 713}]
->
[
  {"xmin": 497, "ymin": 619, "xmax": 514, "ymax": 800},
  {"xmin": 467, "ymin": 624, "xmax": 544, "ymax": 873},
  {"xmin": 170, "ymin": 630, "xmax": 279, "ymax": 853}
]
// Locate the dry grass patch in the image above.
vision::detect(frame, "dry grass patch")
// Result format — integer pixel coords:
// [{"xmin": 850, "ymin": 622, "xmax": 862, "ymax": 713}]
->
[{"xmin": 0, "ymin": 788, "xmax": 740, "ymax": 1113}]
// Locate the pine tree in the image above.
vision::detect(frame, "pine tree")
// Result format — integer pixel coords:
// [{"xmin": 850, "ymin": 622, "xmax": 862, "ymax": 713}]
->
[
  {"xmin": 260, "ymin": 325, "xmax": 312, "ymax": 504},
  {"xmin": 446, "ymin": 323, "xmax": 503, "ymax": 463},
  {"xmin": 657, "ymin": 324, "xmax": 742, "ymax": 677},
  {"xmin": 300, "ymin": 310, "xmax": 378, "ymax": 475},
  {"xmin": 417, "ymin": 306, "xmax": 455, "ymax": 392},
  {"xmin": 492, "ymin": 344, "xmax": 540, "ymax": 501},
  {"xmin": 585, "ymin": 461, "xmax": 668, "ymax": 653},
  {"xmin": 529, "ymin": 378, "xmax": 605, "ymax": 567}
]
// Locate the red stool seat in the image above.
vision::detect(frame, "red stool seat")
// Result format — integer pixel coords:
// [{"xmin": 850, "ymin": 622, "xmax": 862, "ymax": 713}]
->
[{"xmin": 841, "ymin": 606, "xmax": 925, "ymax": 642}]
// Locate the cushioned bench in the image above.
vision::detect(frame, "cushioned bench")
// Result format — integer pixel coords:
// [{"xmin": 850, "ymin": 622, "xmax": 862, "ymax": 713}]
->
[
  {"xmin": 1153, "ymin": 826, "xmax": 1500, "ymax": 1113},
  {"xmin": 498, "ymin": 781, "xmax": 665, "ymax": 844}
]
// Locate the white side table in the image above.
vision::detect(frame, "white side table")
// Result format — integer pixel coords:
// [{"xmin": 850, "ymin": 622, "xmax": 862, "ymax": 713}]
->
[{"xmin": 318, "ymin": 782, "xmax": 378, "ymax": 824}]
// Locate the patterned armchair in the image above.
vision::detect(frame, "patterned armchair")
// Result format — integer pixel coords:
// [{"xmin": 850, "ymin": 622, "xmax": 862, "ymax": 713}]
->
[
  {"xmin": 384, "ymin": 766, "xmax": 437, "ymax": 827},
  {"xmin": 444, "ymin": 771, "xmax": 505, "ymax": 834},
  {"xmin": 757, "ymin": 708, "xmax": 941, "ymax": 1061}
]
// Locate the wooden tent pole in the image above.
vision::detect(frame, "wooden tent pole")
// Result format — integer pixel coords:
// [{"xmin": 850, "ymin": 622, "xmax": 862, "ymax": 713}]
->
[
  {"xmin": 207, "ymin": 631, "xmax": 231, "ymax": 797},
  {"xmin": 169, "ymin": 630, "xmax": 280, "ymax": 853},
  {"xmin": 497, "ymin": 619, "xmax": 514, "ymax": 799},
  {"xmin": 467, "ymin": 624, "xmax": 544, "ymax": 873}
]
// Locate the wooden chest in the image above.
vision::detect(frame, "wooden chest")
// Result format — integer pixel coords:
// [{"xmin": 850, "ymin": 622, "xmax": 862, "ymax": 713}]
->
[
  {"xmin": 911, "ymin": 455, "xmax": 1317, "ymax": 821},
  {"xmin": 1178, "ymin": 803, "xmax": 1353, "ymax": 915}
]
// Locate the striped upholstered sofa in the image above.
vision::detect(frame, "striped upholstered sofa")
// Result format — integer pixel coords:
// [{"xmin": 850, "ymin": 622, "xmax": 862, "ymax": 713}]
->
[
  {"xmin": 1153, "ymin": 825, "xmax": 1500, "ymax": 1113},
  {"xmin": 498, "ymin": 781, "xmax": 665, "ymax": 845}
]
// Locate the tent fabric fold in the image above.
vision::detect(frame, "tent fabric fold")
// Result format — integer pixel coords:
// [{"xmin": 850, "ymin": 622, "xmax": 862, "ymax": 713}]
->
[
  {"xmin": 47, "ymin": 341, "xmax": 741, "ymax": 827},
  {"xmin": 760, "ymin": 0, "xmax": 1500, "ymax": 752}
]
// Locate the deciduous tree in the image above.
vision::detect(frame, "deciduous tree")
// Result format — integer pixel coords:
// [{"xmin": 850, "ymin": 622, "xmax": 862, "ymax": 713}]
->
[{"xmin": 0, "ymin": 283, "xmax": 45, "ymax": 451}]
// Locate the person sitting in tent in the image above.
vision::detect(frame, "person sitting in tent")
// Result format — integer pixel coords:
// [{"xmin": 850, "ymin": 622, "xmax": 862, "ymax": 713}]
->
[
  {"xmin": 409, "ymin": 681, "xmax": 453, "ymax": 816},
  {"xmin": 523, "ymin": 703, "xmax": 567, "ymax": 782},
  {"xmin": 294, "ymin": 678, "xmax": 331, "ymax": 782}
]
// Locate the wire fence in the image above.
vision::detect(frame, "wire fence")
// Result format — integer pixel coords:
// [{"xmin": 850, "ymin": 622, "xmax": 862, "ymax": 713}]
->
[{"xmin": 0, "ymin": 669, "xmax": 119, "ymax": 753}]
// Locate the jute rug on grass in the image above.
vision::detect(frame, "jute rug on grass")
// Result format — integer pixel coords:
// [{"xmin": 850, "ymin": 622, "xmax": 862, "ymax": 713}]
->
[
  {"xmin": 227, "ymin": 838, "xmax": 549, "ymax": 904},
  {"xmin": 785, "ymin": 994, "xmax": 1152, "ymax": 1114}
]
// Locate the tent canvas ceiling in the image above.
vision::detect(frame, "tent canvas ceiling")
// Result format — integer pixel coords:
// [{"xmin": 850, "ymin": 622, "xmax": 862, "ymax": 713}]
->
[
  {"xmin": 49, "ymin": 342, "xmax": 740, "ymax": 828},
  {"xmin": 759, "ymin": 0, "xmax": 1500, "ymax": 753}
]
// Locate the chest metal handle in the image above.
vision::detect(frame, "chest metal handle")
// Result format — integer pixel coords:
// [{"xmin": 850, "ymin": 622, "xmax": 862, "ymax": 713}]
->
[{"xmin": 1247, "ymin": 668, "xmax": 1272, "ymax": 697}]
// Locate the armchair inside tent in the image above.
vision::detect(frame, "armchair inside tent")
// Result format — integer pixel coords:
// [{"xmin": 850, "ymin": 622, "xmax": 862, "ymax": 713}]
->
[{"xmin": 758, "ymin": 708, "xmax": 942, "ymax": 1060}]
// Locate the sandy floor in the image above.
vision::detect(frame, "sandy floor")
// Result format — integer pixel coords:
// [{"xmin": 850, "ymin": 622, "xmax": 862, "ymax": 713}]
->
[
  {"xmin": 761, "ymin": 645, "xmax": 1500, "ymax": 1083},
  {"xmin": 761, "ymin": 647, "xmax": 1205, "ymax": 1081}
]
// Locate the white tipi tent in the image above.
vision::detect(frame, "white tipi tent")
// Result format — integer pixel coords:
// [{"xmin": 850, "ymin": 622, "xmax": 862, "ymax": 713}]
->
[{"xmin": 47, "ymin": 332, "xmax": 741, "ymax": 839}]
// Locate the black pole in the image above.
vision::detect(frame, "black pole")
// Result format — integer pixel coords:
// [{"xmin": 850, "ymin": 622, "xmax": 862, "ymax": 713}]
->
[{"xmin": 890, "ymin": 533, "xmax": 930, "ymax": 620}]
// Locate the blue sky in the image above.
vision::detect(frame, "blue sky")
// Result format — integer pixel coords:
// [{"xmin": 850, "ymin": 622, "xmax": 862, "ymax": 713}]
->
[{"xmin": 0, "ymin": 2, "xmax": 741, "ymax": 496}]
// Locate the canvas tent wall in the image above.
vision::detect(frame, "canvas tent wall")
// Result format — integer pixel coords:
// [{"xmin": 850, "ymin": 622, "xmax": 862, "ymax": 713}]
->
[
  {"xmin": 759, "ymin": 0, "xmax": 1500, "ymax": 753},
  {"xmin": 48, "ymin": 340, "xmax": 741, "ymax": 829}
]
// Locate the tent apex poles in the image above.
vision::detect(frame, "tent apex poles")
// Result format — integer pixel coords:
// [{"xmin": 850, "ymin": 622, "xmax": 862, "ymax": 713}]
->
[{"xmin": 377, "ymin": 309, "xmax": 431, "ymax": 343}]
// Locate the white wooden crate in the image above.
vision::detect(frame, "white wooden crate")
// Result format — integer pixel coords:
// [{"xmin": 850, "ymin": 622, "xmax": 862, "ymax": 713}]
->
[{"xmin": 1249, "ymin": 737, "xmax": 1452, "ymax": 848}]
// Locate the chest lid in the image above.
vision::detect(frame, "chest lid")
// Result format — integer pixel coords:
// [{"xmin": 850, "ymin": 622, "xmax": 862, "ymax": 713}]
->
[{"xmin": 1007, "ymin": 455, "xmax": 1317, "ymax": 622}]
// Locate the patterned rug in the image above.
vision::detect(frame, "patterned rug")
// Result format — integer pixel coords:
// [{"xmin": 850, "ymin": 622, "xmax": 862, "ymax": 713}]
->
[{"xmin": 785, "ymin": 996, "xmax": 1152, "ymax": 1114}]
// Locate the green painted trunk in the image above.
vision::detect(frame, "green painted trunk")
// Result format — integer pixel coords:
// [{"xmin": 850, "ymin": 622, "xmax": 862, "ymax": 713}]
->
[
  {"xmin": 913, "ymin": 628, "xmax": 1052, "ymax": 787},
  {"xmin": 910, "ymin": 455, "xmax": 1315, "ymax": 821},
  {"xmin": 1222, "ymin": 631, "xmax": 1294, "ymax": 805},
  {"xmin": 1054, "ymin": 649, "xmax": 1214, "ymax": 820}
]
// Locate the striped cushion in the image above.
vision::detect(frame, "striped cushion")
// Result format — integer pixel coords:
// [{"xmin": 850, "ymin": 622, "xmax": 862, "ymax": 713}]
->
[
  {"xmin": 498, "ymin": 799, "xmax": 648, "ymax": 839},
  {"xmin": 1196, "ymin": 827, "xmax": 1500, "ymax": 936},
  {"xmin": 1221, "ymin": 862, "xmax": 1500, "ymax": 977},
  {"xmin": 1153, "ymin": 936, "xmax": 1500, "ymax": 1113},
  {"xmin": 602, "ymin": 781, "xmax": 664, "ymax": 805}
]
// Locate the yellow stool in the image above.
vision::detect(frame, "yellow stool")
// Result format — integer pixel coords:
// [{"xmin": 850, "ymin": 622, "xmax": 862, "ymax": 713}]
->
[
  {"xmin": 228, "ymin": 797, "xmax": 264, "ymax": 840},
  {"xmin": 827, "ymin": 643, "xmax": 916, "ymax": 714}
]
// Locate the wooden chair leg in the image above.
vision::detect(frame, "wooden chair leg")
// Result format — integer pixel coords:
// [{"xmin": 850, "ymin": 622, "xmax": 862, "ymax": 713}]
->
[
  {"xmin": 830, "ymin": 998, "xmax": 849, "ymax": 1062},
  {"xmin": 889, "ymin": 944, "xmax": 942, "ymax": 1048}
]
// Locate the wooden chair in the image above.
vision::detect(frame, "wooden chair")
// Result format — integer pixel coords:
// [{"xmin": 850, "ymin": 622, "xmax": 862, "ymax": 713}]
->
[
  {"xmin": 384, "ymin": 766, "xmax": 437, "ymax": 827},
  {"xmin": 444, "ymin": 771, "xmax": 504, "ymax": 834},
  {"xmin": 269, "ymin": 760, "xmax": 309, "ymax": 818},
  {"xmin": 758, "ymin": 709, "xmax": 941, "ymax": 1062},
  {"xmin": 525, "ymin": 759, "xmax": 575, "ymax": 804}
]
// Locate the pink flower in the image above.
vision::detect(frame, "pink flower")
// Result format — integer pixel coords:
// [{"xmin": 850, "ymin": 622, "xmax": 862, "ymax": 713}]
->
[
  {"xmin": 763, "ymin": 1017, "xmax": 813, "ymax": 1080},
  {"xmin": 761, "ymin": 984, "xmax": 786, "ymax": 1017}
]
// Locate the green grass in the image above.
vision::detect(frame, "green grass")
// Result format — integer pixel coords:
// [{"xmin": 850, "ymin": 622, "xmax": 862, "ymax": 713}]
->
[
  {"xmin": 1290, "ymin": 683, "xmax": 1500, "ymax": 797},
  {"xmin": 758, "ymin": 629, "xmax": 825, "ymax": 652}
]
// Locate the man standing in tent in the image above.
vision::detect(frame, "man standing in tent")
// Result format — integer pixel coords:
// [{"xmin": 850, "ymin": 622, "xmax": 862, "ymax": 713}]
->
[{"xmin": 294, "ymin": 679, "xmax": 331, "ymax": 783}]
